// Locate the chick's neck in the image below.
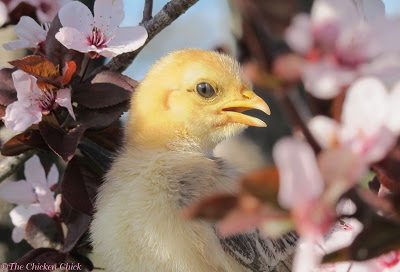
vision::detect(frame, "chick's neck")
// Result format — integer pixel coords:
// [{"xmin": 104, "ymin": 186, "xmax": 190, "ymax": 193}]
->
[{"xmin": 126, "ymin": 114, "xmax": 217, "ymax": 156}]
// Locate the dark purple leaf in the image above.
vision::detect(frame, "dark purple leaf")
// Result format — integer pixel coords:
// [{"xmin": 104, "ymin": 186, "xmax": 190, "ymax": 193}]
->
[
  {"xmin": 76, "ymin": 101, "xmax": 130, "ymax": 129},
  {"xmin": 45, "ymin": 15, "xmax": 84, "ymax": 68},
  {"xmin": 25, "ymin": 214, "xmax": 64, "ymax": 249},
  {"xmin": 61, "ymin": 157, "xmax": 102, "ymax": 215},
  {"xmin": 1, "ymin": 129, "xmax": 47, "ymax": 156},
  {"xmin": 70, "ymin": 252, "xmax": 94, "ymax": 271},
  {"xmin": 0, "ymin": 68, "xmax": 17, "ymax": 107},
  {"xmin": 8, "ymin": 2, "xmax": 37, "ymax": 25},
  {"xmin": 60, "ymin": 197, "xmax": 91, "ymax": 253},
  {"xmin": 373, "ymin": 140, "xmax": 400, "ymax": 193},
  {"xmin": 9, "ymin": 248, "xmax": 66, "ymax": 272},
  {"xmin": 85, "ymin": 122, "xmax": 124, "ymax": 152},
  {"xmin": 39, "ymin": 122, "xmax": 86, "ymax": 161},
  {"xmin": 74, "ymin": 71, "xmax": 136, "ymax": 109}
]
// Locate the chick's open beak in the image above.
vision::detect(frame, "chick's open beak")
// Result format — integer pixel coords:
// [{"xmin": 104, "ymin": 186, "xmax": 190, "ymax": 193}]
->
[{"xmin": 221, "ymin": 90, "xmax": 271, "ymax": 127}]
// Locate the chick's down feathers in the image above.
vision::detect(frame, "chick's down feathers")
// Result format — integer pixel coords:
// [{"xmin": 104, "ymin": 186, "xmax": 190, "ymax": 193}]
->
[{"xmin": 90, "ymin": 49, "xmax": 296, "ymax": 272}]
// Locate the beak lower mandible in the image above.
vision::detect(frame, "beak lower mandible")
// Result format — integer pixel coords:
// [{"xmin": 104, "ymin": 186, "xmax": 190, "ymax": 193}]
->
[{"xmin": 221, "ymin": 90, "xmax": 271, "ymax": 127}]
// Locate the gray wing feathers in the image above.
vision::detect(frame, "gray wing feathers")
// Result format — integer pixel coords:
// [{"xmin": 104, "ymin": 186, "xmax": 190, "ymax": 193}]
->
[{"xmin": 219, "ymin": 230, "xmax": 297, "ymax": 272}]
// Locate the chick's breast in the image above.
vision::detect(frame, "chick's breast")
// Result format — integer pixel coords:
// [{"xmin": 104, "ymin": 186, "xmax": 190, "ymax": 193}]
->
[{"xmin": 91, "ymin": 149, "xmax": 245, "ymax": 272}]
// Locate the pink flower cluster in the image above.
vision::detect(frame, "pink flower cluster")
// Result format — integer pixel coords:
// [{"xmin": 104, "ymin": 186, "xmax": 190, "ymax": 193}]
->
[
  {"xmin": 0, "ymin": 155, "xmax": 61, "ymax": 243},
  {"xmin": 3, "ymin": 70, "xmax": 74, "ymax": 132},
  {"xmin": 2, "ymin": 0, "xmax": 147, "ymax": 132},
  {"xmin": 285, "ymin": 0, "xmax": 400, "ymax": 99}
]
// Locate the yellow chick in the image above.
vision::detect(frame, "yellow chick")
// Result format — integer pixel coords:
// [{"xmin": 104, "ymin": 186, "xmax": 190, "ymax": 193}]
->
[{"xmin": 90, "ymin": 49, "xmax": 296, "ymax": 272}]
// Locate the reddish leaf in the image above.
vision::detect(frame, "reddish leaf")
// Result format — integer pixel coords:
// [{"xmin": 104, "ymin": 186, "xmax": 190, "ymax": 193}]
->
[
  {"xmin": 39, "ymin": 122, "xmax": 86, "ymax": 161},
  {"xmin": 60, "ymin": 199, "xmax": 91, "ymax": 253},
  {"xmin": 0, "ymin": 68, "xmax": 17, "ymax": 107},
  {"xmin": 61, "ymin": 157, "xmax": 102, "ymax": 215},
  {"xmin": 61, "ymin": 60, "xmax": 77, "ymax": 85},
  {"xmin": 25, "ymin": 214, "xmax": 64, "ymax": 249},
  {"xmin": 9, "ymin": 55, "xmax": 60, "ymax": 80},
  {"xmin": 272, "ymin": 53, "xmax": 303, "ymax": 84},
  {"xmin": 9, "ymin": 248, "xmax": 66, "ymax": 272},
  {"xmin": 1, "ymin": 129, "xmax": 47, "ymax": 156},
  {"xmin": 74, "ymin": 71, "xmax": 136, "ymax": 109},
  {"xmin": 240, "ymin": 167, "xmax": 280, "ymax": 206},
  {"xmin": 182, "ymin": 193, "xmax": 238, "ymax": 220}
]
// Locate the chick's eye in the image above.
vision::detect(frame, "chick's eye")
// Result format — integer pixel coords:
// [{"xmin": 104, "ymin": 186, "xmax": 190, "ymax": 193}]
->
[{"xmin": 196, "ymin": 82, "xmax": 216, "ymax": 98}]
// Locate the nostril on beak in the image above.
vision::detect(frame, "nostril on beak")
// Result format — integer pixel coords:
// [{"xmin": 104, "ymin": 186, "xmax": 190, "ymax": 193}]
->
[{"xmin": 242, "ymin": 90, "xmax": 255, "ymax": 100}]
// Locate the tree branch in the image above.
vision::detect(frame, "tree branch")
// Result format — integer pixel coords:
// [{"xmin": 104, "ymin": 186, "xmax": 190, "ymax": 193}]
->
[
  {"xmin": 101, "ymin": 0, "xmax": 199, "ymax": 73},
  {"xmin": 0, "ymin": 152, "xmax": 33, "ymax": 182},
  {"xmin": 142, "ymin": 0, "xmax": 154, "ymax": 23}
]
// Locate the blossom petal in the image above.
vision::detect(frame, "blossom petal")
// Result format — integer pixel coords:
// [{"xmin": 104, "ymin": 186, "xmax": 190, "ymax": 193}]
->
[
  {"xmin": 354, "ymin": 0, "xmax": 385, "ymax": 23},
  {"xmin": 24, "ymin": 155, "xmax": 56, "ymax": 214},
  {"xmin": 285, "ymin": 14, "xmax": 313, "ymax": 54},
  {"xmin": 9, "ymin": 204, "xmax": 43, "ymax": 228},
  {"xmin": 387, "ymin": 82, "xmax": 400, "ymax": 134},
  {"xmin": 103, "ymin": 26, "xmax": 148, "ymax": 57},
  {"xmin": 342, "ymin": 77, "xmax": 387, "ymax": 131},
  {"xmin": 58, "ymin": 1, "xmax": 93, "ymax": 35},
  {"xmin": 322, "ymin": 219, "xmax": 362, "ymax": 253},
  {"xmin": 3, "ymin": 40, "xmax": 32, "ymax": 51},
  {"xmin": 293, "ymin": 238, "xmax": 322, "ymax": 272},
  {"xmin": 11, "ymin": 226, "xmax": 25, "ymax": 243},
  {"xmin": 308, "ymin": 116, "xmax": 339, "ymax": 149},
  {"xmin": 94, "ymin": 0, "xmax": 124, "ymax": 35},
  {"xmin": 55, "ymin": 88, "xmax": 75, "ymax": 119},
  {"xmin": 0, "ymin": 180, "xmax": 35, "ymax": 205},
  {"xmin": 3, "ymin": 16, "xmax": 47, "ymax": 50},
  {"xmin": 311, "ymin": 0, "xmax": 384, "ymax": 29},
  {"xmin": 47, "ymin": 164, "xmax": 59, "ymax": 189},
  {"xmin": 3, "ymin": 101, "xmax": 42, "ymax": 132},
  {"xmin": 319, "ymin": 148, "xmax": 366, "ymax": 188},
  {"xmin": 24, "ymin": 155, "xmax": 47, "ymax": 188},
  {"xmin": 54, "ymin": 194, "xmax": 62, "ymax": 214},
  {"xmin": 12, "ymin": 70, "xmax": 41, "ymax": 106},
  {"xmin": 303, "ymin": 61, "xmax": 355, "ymax": 99},
  {"xmin": 55, "ymin": 27, "xmax": 90, "ymax": 53},
  {"xmin": 0, "ymin": 2, "xmax": 8, "ymax": 27},
  {"xmin": 273, "ymin": 137, "xmax": 324, "ymax": 209}
]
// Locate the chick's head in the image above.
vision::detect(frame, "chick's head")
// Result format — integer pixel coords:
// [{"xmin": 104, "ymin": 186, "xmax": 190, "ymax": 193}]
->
[{"xmin": 128, "ymin": 49, "xmax": 270, "ymax": 151}]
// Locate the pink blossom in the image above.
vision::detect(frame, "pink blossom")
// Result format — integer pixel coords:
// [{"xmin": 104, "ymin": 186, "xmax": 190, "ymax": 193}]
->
[
  {"xmin": 0, "ymin": 155, "xmax": 61, "ymax": 243},
  {"xmin": 3, "ymin": 70, "xmax": 75, "ymax": 132},
  {"xmin": 55, "ymin": 0, "xmax": 148, "ymax": 58},
  {"xmin": 273, "ymin": 137, "xmax": 339, "ymax": 238},
  {"xmin": 3, "ymin": 16, "xmax": 48, "ymax": 51},
  {"xmin": 309, "ymin": 77, "xmax": 400, "ymax": 165},
  {"xmin": 273, "ymin": 138, "xmax": 365, "ymax": 272},
  {"xmin": 285, "ymin": 0, "xmax": 400, "ymax": 99}
]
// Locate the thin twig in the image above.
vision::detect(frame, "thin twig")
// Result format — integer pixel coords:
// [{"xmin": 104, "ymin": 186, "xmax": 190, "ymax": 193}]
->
[
  {"xmin": 141, "ymin": 0, "xmax": 154, "ymax": 23},
  {"xmin": 0, "ymin": 151, "xmax": 34, "ymax": 182},
  {"xmin": 94, "ymin": 0, "xmax": 199, "ymax": 74},
  {"xmin": 278, "ymin": 91, "xmax": 321, "ymax": 154}
]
